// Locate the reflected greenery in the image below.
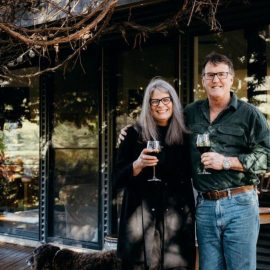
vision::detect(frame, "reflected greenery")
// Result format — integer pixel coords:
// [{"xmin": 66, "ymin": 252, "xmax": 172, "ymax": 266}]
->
[
  {"xmin": 51, "ymin": 50, "xmax": 100, "ymax": 242},
  {"xmin": 53, "ymin": 91, "xmax": 98, "ymax": 129},
  {"xmin": 0, "ymin": 73, "xmax": 39, "ymax": 237},
  {"xmin": 52, "ymin": 51, "xmax": 99, "ymax": 148}
]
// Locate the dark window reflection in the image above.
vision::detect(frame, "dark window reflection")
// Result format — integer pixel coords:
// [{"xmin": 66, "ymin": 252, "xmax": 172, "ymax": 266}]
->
[
  {"xmin": 51, "ymin": 49, "xmax": 99, "ymax": 243},
  {"xmin": 52, "ymin": 91, "xmax": 98, "ymax": 148},
  {"xmin": 53, "ymin": 149, "xmax": 98, "ymax": 241}
]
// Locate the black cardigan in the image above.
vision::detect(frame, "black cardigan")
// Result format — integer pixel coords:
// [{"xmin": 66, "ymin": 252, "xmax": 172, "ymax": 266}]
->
[{"xmin": 113, "ymin": 125, "xmax": 195, "ymax": 269}]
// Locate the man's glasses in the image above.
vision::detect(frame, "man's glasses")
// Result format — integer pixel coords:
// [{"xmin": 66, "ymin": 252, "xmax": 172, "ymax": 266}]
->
[
  {"xmin": 203, "ymin": 72, "xmax": 231, "ymax": 80},
  {"xmin": 150, "ymin": 96, "xmax": 172, "ymax": 106}
]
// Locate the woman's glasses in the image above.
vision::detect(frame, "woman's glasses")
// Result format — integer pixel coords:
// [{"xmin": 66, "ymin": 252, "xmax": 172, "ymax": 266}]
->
[{"xmin": 150, "ymin": 96, "xmax": 172, "ymax": 107}]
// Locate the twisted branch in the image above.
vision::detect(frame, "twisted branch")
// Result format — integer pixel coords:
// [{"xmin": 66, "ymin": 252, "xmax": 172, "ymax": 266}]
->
[{"xmin": 0, "ymin": 0, "xmax": 235, "ymax": 81}]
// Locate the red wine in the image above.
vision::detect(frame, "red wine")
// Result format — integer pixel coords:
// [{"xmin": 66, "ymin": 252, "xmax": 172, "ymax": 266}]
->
[
  {"xmin": 197, "ymin": 146, "xmax": 211, "ymax": 154},
  {"xmin": 148, "ymin": 150, "xmax": 160, "ymax": 157}
]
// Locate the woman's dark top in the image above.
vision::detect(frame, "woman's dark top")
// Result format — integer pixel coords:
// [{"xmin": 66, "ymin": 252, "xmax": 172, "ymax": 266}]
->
[{"xmin": 113, "ymin": 125, "xmax": 195, "ymax": 269}]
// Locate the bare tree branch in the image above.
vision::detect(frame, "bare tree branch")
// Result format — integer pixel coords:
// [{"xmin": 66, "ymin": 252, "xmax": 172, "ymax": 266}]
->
[{"xmin": 0, "ymin": 0, "xmax": 241, "ymax": 81}]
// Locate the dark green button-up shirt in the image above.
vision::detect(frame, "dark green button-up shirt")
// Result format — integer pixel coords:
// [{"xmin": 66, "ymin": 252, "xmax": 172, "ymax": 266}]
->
[{"xmin": 184, "ymin": 92, "xmax": 270, "ymax": 192}]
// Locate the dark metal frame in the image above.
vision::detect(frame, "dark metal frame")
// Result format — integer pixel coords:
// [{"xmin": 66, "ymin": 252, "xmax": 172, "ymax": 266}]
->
[
  {"xmin": 99, "ymin": 47, "xmax": 111, "ymax": 245},
  {"xmin": 39, "ymin": 73, "xmax": 52, "ymax": 243}
]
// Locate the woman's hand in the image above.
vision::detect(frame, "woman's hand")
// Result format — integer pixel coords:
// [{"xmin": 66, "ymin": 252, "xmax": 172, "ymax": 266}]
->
[{"xmin": 133, "ymin": 148, "xmax": 158, "ymax": 176}]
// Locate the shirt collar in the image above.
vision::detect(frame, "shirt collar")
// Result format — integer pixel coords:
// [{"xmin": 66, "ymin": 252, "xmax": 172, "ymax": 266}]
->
[
  {"xmin": 202, "ymin": 91, "xmax": 238, "ymax": 111},
  {"xmin": 228, "ymin": 91, "xmax": 238, "ymax": 110}
]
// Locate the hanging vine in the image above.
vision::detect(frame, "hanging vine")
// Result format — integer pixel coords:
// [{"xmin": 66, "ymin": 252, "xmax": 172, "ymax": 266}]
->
[{"xmin": 0, "ymin": 0, "xmax": 236, "ymax": 82}]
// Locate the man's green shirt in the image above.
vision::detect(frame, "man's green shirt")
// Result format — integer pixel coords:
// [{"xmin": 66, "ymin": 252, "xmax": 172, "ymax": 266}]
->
[{"xmin": 184, "ymin": 92, "xmax": 270, "ymax": 192}]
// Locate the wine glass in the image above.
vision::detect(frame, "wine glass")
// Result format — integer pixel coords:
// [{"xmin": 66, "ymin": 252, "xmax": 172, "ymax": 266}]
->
[
  {"xmin": 146, "ymin": 140, "xmax": 162, "ymax": 182},
  {"xmin": 196, "ymin": 133, "xmax": 211, "ymax": 174}
]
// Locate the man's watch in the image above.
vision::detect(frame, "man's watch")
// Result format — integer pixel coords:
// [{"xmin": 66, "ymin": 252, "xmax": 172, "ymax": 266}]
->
[{"xmin": 223, "ymin": 157, "xmax": 231, "ymax": 170}]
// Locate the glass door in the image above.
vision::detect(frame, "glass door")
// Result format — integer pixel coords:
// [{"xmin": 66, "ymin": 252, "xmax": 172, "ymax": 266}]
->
[
  {"xmin": 0, "ymin": 68, "xmax": 39, "ymax": 239},
  {"xmin": 49, "ymin": 48, "xmax": 100, "ymax": 247}
]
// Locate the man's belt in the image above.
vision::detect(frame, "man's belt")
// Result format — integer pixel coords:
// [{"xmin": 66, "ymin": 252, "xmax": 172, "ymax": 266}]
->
[{"xmin": 201, "ymin": 185, "xmax": 255, "ymax": 200}]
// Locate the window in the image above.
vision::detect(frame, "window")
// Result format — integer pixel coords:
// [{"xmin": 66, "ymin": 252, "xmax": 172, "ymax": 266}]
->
[
  {"xmin": 50, "ymin": 50, "xmax": 100, "ymax": 244},
  {"xmin": 0, "ymin": 68, "xmax": 39, "ymax": 238}
]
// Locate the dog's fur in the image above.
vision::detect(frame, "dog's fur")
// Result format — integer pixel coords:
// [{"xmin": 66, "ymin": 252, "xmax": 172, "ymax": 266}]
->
[
  {"xmin": 27, "ymin": 244, "xmax": 60, "ymax": 270},
  {"xmin": 53, "ymin": 248, "xmax": 119, "ymax": 270},
  {"xmin": 27, "ymin": 243, "xmax": 120, "ymax": 270}
]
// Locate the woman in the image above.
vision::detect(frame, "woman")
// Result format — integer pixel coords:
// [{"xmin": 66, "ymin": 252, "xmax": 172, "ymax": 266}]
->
[{"xmin": 113, "ymin": 78, "xmax": 195, "ymax": 270}]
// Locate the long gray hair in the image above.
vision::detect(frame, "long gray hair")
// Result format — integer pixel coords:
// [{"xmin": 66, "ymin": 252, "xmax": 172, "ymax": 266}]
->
[{"xmin": 136, "ymin": 77, "xmax": 188, "ymax": 145}]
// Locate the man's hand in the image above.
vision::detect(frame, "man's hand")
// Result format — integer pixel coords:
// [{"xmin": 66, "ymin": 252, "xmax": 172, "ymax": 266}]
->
[
  {"xmin": 201, "ymin": 152, "xmax": 224, "ymax": 170},
  {"xmin": 201, "ymin": 152, "xmax": 244, "ymax": 171},
  {"xmin": 117, "ymin": 124, "xmax": 131, "ymax": 147}
]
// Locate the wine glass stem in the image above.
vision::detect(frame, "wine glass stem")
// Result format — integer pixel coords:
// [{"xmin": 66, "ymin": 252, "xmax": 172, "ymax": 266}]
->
[{"xmin": 153, "ymin": 166, "xmax": 156, "ymax": 179}]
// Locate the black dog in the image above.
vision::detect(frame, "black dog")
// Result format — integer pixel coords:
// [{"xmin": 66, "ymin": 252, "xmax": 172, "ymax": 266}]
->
[
  {"xmin": 27, "ymin": 244, "xmax": 60, "ymax": 270},
  {"xmin": 27, "ymin": 243, "xmax": 120, "ymax": 270}
]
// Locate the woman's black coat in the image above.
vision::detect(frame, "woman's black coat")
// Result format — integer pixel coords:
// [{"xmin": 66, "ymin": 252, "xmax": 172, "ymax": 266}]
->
[{"xmin": 113, "ymin": 126, "xmax": 195, "ymax": 269}]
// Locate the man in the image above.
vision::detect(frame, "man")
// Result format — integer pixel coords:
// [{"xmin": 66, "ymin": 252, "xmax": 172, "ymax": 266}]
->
[
  {"xmin": 184, "ymin": 52, "xmax": 270, "ymax": 270},
  {"xmin": 118, "ymin": 52, "xmax": 270, "ymax": 269}
]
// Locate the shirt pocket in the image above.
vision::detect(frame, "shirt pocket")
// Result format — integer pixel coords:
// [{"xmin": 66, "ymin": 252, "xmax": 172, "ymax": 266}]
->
[{"xmin": 215, "ymin": 125, "xmax": 246, "ymax": 153}]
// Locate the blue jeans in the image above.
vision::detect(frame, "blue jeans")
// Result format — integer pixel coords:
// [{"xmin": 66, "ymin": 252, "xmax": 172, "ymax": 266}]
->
[{"xmin": 196, "ymin": 189, "xmax": 260, "ymax": 270}]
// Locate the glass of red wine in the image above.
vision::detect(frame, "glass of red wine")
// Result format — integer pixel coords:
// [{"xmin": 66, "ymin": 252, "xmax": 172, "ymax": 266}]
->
[
  {"xmin": 196, "ymin": 133, "xmax": 211, "ymax": 174},
  {"xmin": 146, "ymin": 140, "xmax": 162, "ymax": 181}
]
